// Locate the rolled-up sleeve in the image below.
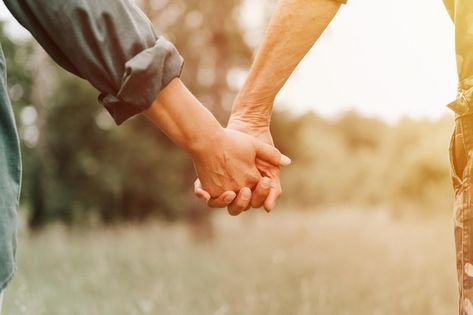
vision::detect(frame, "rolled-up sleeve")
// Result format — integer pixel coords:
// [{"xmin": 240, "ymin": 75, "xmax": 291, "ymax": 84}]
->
[{"xmin": 4, "ymin": 0, "xmax": 184, "ymax": 124}]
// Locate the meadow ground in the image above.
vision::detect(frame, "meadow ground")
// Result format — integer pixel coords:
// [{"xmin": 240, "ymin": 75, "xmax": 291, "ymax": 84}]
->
[{"xmin": 3, "ymin": 209, "xmax": 459, "ymax": 315}]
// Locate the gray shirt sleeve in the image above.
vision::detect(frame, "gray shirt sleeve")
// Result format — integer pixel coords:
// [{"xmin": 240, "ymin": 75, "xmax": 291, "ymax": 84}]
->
[{"xmin": 3, "ymin": 0, "xmax": 184, "ymax": 124}]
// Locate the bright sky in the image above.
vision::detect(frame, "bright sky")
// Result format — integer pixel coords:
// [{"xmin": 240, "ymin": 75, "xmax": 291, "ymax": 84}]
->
[
  {"xmin": 242, "ymin": 0, "xmax": 458, "ymax": 123},
  {"xmin": 1, "ymin": 0, "xmax": 458, "ymax": 123}
]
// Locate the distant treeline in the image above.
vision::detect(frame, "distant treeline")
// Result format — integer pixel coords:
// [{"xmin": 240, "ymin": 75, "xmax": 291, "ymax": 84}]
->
[{"xmin": 272, "ymin": 110, "xmax": 454, "ymax": 214}]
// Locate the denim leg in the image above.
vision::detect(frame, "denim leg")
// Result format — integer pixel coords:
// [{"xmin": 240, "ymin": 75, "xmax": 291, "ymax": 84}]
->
[
  {"xmin": 0, "ymin": 290, "xmax": 4, "ymax": 315},
  {"xmin": 450, "ymin": 111, "xmax": 473, "ymax": 315}
]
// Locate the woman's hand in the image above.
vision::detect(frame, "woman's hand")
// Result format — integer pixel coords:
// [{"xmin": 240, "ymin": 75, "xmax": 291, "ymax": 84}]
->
[{"xmin": 228, "ymin": 118, "xmax": 284, "ymax": 211}]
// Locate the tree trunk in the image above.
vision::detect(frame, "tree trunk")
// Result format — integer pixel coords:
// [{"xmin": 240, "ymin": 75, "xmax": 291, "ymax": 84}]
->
[{"xmin": 28, "ymin": 44, "xmax": 53, "ymax": 230}]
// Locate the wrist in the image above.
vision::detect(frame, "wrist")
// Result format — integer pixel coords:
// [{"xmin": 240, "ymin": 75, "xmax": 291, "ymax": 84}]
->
[
  {"xmin": 229, "ymin": 111, "xmax": 271, "ymax": 129},
  {"xmin": 230, "ymin": 95, "xmax": 273, "ymax": 128},
  {"xmin": 227, "ymin": 115, "xmax": 269, "ymax": 131},
  {"xmin": 227, "ymin": 116, "xmax": 273, "ymax": 146},
  {"xmin": 144, "ymin": 78, "xmax": 225, "ymax": 155},
  {"xmin": 187, "ymin": 123, "xmax": 225, "ymax": 157}
]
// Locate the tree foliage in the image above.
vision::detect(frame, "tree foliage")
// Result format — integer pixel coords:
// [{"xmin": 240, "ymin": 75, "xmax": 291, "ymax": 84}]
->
[{"xmin": 272, "ymin": 110, "xmax": 453, "ymax": 213}]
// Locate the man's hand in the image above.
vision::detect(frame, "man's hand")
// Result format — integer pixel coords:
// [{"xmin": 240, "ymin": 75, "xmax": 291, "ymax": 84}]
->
[
  {"xmin": 194, "ymin": 116, "xmax": 286, "ymax": 215},
  {"xmin": 144, "ymin": 78, "xmax": 290, "ymax": 216},
  {"xmin": 190, "ymin": 127, "xmax": 289, "ymax": 199}
]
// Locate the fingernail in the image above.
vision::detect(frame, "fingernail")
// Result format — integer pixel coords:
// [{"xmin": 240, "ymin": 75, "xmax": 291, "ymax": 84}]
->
[
  {"xmin": 197, "ymin": 190, "xmax": 210, "ymax": 202},
  {"xmin": 280, "ymin": 155, "xmax": 292, "ymax": 166},
  {"xmin": 224, "ymin": 194, "xmax": 235, "ymax": 203},
  {"xmin": 262, "ymin": 177, "xmax": 271, "ymax": 188},
  {"xmin": 242, "ymin": 189, "xmax": 251, "ymax": 200}
]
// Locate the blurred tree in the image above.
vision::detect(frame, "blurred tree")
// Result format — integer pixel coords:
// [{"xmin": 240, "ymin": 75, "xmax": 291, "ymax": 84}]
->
[
  {"xmin": 140, "ymin": 0, "xmax": 253, "ymax": 238},
  {"xmin": 27, "ymin": 44, "xmax": 53, "ymax": 229},
  {"xmin": 3, "ymin": 1, "xmax": 254, "ymax": 230},
  {"xmin": 272, "ymin": 110, "xmax": 452, "ymax": 213},
  {"xmin": 335, "ymin": 110, "xmax": 389, "ymax": 152}
]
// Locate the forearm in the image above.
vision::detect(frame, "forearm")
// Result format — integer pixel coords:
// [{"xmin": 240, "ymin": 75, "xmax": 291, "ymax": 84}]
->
[
  {"xmin": 231, "ymin": 0, "xmax": 341, "ymax": 125},
  {"xmin": 144, "ymin": 78, "xmax": 223, "ymax": 154}
]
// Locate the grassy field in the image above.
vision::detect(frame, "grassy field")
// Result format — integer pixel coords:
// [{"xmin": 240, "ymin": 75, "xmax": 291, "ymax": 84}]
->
[{"xmin": 3, "ymin": 209, "xmax": 459, "ymax": 315}]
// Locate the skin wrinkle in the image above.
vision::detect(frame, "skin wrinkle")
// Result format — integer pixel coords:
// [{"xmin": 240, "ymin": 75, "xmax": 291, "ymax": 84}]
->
[{"xmin": 198, "ymin": 140, "xmax": 239, "ymax": 195}]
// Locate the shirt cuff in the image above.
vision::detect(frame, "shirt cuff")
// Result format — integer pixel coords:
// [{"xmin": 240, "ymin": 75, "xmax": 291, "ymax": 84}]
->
[{"xmin": 99, "ymin": 36, "xmax": 184, "ymax": 125}]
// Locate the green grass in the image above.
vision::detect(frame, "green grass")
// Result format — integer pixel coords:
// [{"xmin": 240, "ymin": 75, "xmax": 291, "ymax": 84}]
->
[{"xmin": 3, "ymin": 210, "xmax": 458, "ymax": 315}]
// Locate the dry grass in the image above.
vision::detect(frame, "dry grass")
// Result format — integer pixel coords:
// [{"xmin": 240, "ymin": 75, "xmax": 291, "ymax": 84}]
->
[{"xmin": 3, "ymin": 209, "xmax": 458, "ymax": 315}]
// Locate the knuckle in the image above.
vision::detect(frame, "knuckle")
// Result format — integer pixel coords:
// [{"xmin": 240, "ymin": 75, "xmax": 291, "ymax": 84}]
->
[{"xmin": 203, "ymin": 186, "xmax": 218, "ymax": 196}]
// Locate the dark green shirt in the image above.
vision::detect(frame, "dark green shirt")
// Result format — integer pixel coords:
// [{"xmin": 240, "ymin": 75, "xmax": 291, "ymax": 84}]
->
[
  {"xmin": 0, "ymin": 0, "xmax": 183, "ymax": 291},
  {"xmin": 0, "ymin": 43, "xmax": 20, "ymax": 292}
]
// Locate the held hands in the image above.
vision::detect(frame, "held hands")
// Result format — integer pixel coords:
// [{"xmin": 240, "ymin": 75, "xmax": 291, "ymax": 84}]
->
[
  {"xmin": 142, "ymin": 78, "xmax": 286, "ymax": 216},
  {"xmin": 191, "ymin": 126, "xmax": 290, "ymax": 215},
  {"xmin": 194, "ymin": 117, "xmax": 288, "ymax": 216}
]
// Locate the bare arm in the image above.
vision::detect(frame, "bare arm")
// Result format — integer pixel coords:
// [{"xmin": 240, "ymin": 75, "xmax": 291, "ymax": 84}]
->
[
  {"xmin": 230, "ymin": 0, "xmax": 342, "ymax": 126},
  {"xmin": 144, "ymin": 78, "xmax": 223, "ymax": 154},
  {"xmin": 144, "ymin": 78, "xmax": 290, "ymax": 200},
  {"xmin": 202, "ymin": 0, "xmax": 342, "ymax": 213}
]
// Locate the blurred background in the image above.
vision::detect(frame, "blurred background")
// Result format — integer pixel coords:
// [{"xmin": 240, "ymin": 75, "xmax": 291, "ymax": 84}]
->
[{"xmin": 0, "ymin": 0, "xmax": 461, "ymax": 314}]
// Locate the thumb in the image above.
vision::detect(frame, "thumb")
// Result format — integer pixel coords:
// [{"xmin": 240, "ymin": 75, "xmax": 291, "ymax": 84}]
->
[{"xmin": 255, "ymin": 141, "xmax": 291, "ymax": 167}]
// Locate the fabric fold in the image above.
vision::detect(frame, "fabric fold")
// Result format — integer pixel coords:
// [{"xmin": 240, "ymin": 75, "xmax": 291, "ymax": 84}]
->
[{"xmin": 100, "ymin": 37, "xmax": 184, "ymax": 124}]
